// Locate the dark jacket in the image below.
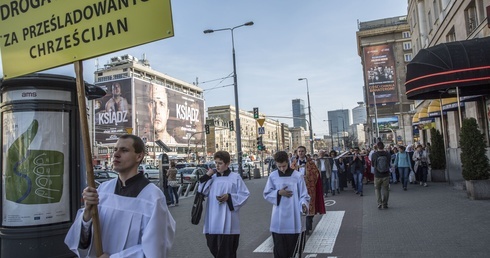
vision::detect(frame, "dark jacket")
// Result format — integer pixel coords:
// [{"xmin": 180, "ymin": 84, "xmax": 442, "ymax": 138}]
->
[{"xmin": 371, "ymin": 150, "xmax": 391, "ymax": 178}]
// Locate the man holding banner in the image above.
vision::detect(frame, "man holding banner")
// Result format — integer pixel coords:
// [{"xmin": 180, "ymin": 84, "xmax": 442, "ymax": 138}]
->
[{"xmin": 65, "ymin": 134, "xmax": 175, "ymax": 257}]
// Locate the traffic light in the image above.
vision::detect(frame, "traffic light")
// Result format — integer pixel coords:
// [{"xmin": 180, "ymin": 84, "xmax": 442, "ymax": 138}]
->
[
  {"xmin": 257, "ymin": 136, "xmax": 263, "ymax": 150},
  {"xmin": 253, "ymin": 107, "xmax": 259, "ymax": 119},
  {"xmin": 205, "ymin": 124, "xmax": 210, "ymax": 134},
  {"xmin": 229, "ymin": 121, "xmax": 234, "ymax": 131}
]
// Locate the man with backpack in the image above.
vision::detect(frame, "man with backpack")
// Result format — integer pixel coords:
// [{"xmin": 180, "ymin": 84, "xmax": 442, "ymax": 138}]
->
[{"xmin": 371, "ymin": 141, "xmax": 391, "ymax": 209}]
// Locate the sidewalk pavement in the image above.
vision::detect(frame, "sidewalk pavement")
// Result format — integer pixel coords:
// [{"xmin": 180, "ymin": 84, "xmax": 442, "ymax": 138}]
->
[{"xmin": 360, "ymin": 181, "xmax": 490, "ymax": 258}]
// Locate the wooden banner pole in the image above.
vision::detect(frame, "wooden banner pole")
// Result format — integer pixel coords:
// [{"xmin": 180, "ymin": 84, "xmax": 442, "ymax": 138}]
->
[{"xmin": 74, "ymin": 60, "xmax": 103, "ymax": 256}]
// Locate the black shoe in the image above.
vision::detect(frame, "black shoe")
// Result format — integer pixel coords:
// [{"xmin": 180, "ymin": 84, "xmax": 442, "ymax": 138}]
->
[
  {"xmin": 337, "ymin": 189, "xmax": 340, "ymax": 194},
  {"xmin": 382, "ymin": 205, "xmax": 388, "ymax": 209},
  {"xmin": 360, "ymin": 192, "xmax": 363, "ymax": 196},
  {"xmin": 332, "ymin": 192, "xmax": 335, "ymax": 196},
  {"xmin": 403, "ymin": 187, "xmax": 407, "ymax": 191},
  {"xmin": 377, "ymin": 204, "xmax": 382, "ymax": 209}
]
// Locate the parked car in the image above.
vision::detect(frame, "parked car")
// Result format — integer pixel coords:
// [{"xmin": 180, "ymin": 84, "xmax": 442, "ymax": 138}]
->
[
  {"xmin": 176, "ymin": 167, "xmax": 207, "ymax": 190},
  {"xmin": 94, "ymin": 170, "xmax": 118, "ymax": 185},
  {"xmin": 138, "ymin": 164, "xmax": 160, "ymax": 179},
  {"xmin": 197, "ymin": 162, "xmax": 216, "ymax": 171}
]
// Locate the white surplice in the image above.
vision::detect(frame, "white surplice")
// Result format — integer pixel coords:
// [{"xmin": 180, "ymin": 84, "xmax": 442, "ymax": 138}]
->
[
  {"xmin": 64, "ymin": 179, "xmax": 176, "ymax": 258},
  {"xmin": 263, "ymin": 170, "xmax": 310, "ymax": 234},
  {"xmin": 200, "ymin": 172, "xmax": 250, "ymax": 235}
]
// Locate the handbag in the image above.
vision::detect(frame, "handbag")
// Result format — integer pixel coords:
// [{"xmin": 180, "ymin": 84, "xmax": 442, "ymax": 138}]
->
[
  {"xmin": 191, "ymin": 181, "xmax": 207, "ymax": 225},
  {"xmin": 168, "ymin": 180, "xmax": 179, "ymax": 187}
]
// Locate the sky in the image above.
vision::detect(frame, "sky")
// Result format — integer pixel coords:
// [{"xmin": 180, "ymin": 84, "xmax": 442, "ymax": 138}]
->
[{"xmin": 0, "ymin": 0, "xmax": 407, "ymax": 137}]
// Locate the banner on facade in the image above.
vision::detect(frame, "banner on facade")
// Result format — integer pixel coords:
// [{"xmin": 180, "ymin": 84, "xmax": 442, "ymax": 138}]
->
[{"xmin": 363, "ymin": 44, "xmax": 399, "ymax": 106}]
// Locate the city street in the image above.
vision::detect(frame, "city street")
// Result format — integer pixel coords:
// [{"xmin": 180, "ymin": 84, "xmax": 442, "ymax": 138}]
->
[{"xmin": 167, "ymin": 171, "xmax": 490, "ymax": 258}]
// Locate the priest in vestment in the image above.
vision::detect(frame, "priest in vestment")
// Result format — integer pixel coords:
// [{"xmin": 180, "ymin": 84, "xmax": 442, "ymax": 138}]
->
[
  {"xmin": 65, "ymin": 134, "xmax": 175, "ymax": 258},
  {"xmin": 291, "ymin": 146, "xmax": 325, "ymax": 235},
  {"xmin": 198, "ymin": 151, "xmax": 250, "ymax": 258},
  {"xmin": 264, "ymin": 151, "xmax": 310, "ymax": 258}
]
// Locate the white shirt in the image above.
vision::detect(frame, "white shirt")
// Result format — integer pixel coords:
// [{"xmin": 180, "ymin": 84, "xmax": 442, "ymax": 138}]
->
[
  {"xmin": 65, "ymin": 179, "xmax": 176, "ymax": 258},
  {"xmin": 200, "ymin": 172, "xmax": 250, "ymax": 234},
  {"xmin": 263, "ymin": 170, "xmax": 310, "ymax": 234}
]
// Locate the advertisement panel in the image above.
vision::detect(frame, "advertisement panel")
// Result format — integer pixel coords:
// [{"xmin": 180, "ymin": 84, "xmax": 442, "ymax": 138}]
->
[
  {"xmin": 0, "ymin": 0, "xmax": 173, "ymax": 79},
  {"xmin": 374, "ymin": 116, "xmax": 399, "ymax": 130},
  {"xmin": 2, "ymin": 111, "xmax": 70, "ymax": 226},
  {"xmin": 94, "ymin": 78, "xmax": 133, "ymax": 144},
  {"xmin": 363, "ymin": 44, "xmax": 399, "ymax": 105},
  {"xmin": 133, "ymin": 78, "xmax": 205, "ymax": 146}
]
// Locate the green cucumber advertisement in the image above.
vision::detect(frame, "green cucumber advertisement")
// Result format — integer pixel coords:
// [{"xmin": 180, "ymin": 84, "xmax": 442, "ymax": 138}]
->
[{"xmin": 2, "ymin": 111, "xmax": 70, "ymax": 226}]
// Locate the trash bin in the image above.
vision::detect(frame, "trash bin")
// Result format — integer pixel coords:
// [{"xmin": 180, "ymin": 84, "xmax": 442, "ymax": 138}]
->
[
  {"xmin": 0, "ymin": 73, "xmax": 104, "ymax": 258},
  {"xmin": 254, "ymin": 168, "xmax": 261, "ymax": 179}
]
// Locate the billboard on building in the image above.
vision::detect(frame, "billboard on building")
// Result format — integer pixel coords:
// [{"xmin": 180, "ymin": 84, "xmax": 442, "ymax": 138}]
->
[
  {"xmin": 363, "ymin": 44, "xmax": 399, "ymax": 105},
  {"xmin": 133, "ymin": 79, "xmax": 205, "ymax": 146},
  {"xmin": 94, "ymin": 78, "xmax": 133, "ymax": 144},
  {"xmin": 374, "ymin": 116, "xmax": 399, "ymax": 130}
]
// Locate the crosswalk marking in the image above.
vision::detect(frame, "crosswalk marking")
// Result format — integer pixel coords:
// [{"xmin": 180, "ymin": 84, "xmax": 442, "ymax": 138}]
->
[
  {"xmin": 253, "ymin": 211, "xmax": 345, "ymax": 254},
  {"xmin": 303, "ymin": 211, "xmax": 344, "ymax": 253}
]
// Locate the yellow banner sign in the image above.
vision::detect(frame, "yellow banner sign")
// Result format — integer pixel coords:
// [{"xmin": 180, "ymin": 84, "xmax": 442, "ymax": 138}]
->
[{"xmin": 0, "ymin": 0, "xmax": 174, "ymax": 79}]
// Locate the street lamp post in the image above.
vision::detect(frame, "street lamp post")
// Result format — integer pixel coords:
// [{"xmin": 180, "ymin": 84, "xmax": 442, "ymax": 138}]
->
[
  {"xmin": 204, "ymin": 21, "xmax": 253, "ymax": 178},
  {"xmin": 298, "ymin": 78, "xmax": 314, "ymax": 154},
  {"xmin": 338, "ymin": 116, "xmax": 345, "ymax": 149},
  {"xmin": 324, "ymin": 119, "xmax": 334, "ymax": 150}
]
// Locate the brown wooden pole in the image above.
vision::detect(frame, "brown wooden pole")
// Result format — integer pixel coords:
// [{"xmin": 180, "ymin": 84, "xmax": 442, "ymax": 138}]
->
[{"xmin": 74, "ymin": 60, "xmax": 104, "ymax": 256}]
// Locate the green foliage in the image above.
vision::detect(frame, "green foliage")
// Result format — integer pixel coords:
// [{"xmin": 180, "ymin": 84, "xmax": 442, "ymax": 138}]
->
[
  {"xmin": 459, "ymin": 118, "xmax": 490, "ymax": 180},
  {"xmin": 430, "ymin": 128, "xmax": 446, "ymax": 169}
]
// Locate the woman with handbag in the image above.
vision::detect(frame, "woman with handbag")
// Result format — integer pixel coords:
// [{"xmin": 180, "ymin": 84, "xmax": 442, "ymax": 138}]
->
[
  {"xmin": 413, "ymin": 144, "xmax": 430, "ymax": 187},
  {"xmin": 167, "ymin": 162, "xmax": 180, "ymax": 206}
]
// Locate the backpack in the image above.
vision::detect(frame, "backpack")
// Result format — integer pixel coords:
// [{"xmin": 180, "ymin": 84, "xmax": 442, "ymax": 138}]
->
[{"xmin": 375, "ymin": 154, "xmax": 390, "ymax": 173}]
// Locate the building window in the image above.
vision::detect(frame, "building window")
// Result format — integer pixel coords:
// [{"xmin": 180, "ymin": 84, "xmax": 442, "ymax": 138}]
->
[
  {"xmin": 403, "ymin": 41, "xmax": 412, "ymax": 50},
  {"xmin": 446, "ymin": 27, "xmax": 456, "ymax": 42},
  {"xmin": 402, "ymin": 31, "xmax": 411, "ymax": 38},
  {"xmin": 433, "ymin": 0, "xmax": 441, "ymax": 21},
  {"xmin": 465, "ymin": 1, "xmax": 478, "ymax": 35},
  {"xmin": 404, "ymin": 54, "xmax": 412, "ymax": 62}
]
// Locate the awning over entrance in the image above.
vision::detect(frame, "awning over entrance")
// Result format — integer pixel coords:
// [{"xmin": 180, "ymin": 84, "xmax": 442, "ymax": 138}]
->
[
  {"xmin": 428, "ymin": 99, "xmax": 441, "ymax": 117},
  {"xmin": 405, "ymin": 37, "xmax": 490, "ymax": 100}
]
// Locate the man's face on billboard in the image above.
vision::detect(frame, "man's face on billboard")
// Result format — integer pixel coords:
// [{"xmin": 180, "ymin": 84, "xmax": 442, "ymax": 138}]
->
[
  {"xmin": 112, "ymin": 83, "xmax": 121, "ymax": 96},
  {"xmin": 151, "ymin": 85, "xmax": 168, "ymax": 133}
]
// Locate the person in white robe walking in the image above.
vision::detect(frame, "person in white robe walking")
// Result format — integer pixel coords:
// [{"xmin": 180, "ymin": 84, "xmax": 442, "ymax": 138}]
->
[
  {"xmin": 264, "ymin": 151, "xmax": 310, "ymax": 258},
  {"xmin": 65, "ymin": 134, "xmax": 175, "ymax": 258},
  {"xmin": 198, "ymin": 150, "xmax": 250, "ymax": 258}
]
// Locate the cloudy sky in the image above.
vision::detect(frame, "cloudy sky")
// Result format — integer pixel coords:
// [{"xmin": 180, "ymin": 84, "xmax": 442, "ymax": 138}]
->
[{"xmin": 0, "ymin": 0, "xmax": 407, "ymax": 136}]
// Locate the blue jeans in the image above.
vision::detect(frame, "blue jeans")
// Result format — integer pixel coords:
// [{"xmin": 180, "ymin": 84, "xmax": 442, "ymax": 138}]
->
[
  {"xmin": 398, "ymin": 167, "xmax": 410, "ymax": 188},
  {"xmin": 321, "ymin": 171, "xmax": 330, "ymax": 194},
  {"xmin": 168, "ymin": 186, "xmax": 179, "ymax": 204},
  {"xmin": 331, "ymin": 170, "xmax": 339, "ymax": 191},
  {"xmin": 353, "ymin": 170, "xmax": 363, "ymax": 193}
]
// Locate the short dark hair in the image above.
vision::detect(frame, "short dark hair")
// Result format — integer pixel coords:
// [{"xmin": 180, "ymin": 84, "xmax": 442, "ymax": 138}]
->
[
  {"xmin": 274, "ymin": 151, "xmax": 289, "ymax": 163},
  {"xmin": 119, "ymin": 134, "xmax": 145, "ymax": 154},
  {"xmin": 214, "ymin": 151, "xmax": 231, "ymax": 164},
  {"xmin": 330, "ymin": 150, "xmax": 337, "ymax": 156},
  {"xmin": 297, "ymin": 146, "xmax": 306, "ymax": 151},
  {"xmin": 398, "ymin": 145, "xmax": 406, "ymax": 151},
  {"xmin": 377, "ymin": 141, "xmax": 384, "ymax": 150}
]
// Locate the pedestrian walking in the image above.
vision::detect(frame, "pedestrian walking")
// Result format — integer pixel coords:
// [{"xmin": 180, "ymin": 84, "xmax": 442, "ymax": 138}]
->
[
  {"xmin": 394, "ymin": 145, "xmax": 413, "ymax": 191},
  {"xmin": 371, "ymin": 141, "xmax": 391, "ymax": 209},
  {"xmin": 413, "ymin": 144, "xmax": 430, "ymax": 187},
  {"xmin": 198, "ymin": 151, "xmax": 250, "ymax": 258},
  {"xmin": 263, "ymin": 151, "xmax": 310, "ymax": 258},
  {"xmin": 315, "ymin": 150, "xmax": 332, "ymax": 197},
  {"xmin": 349, "ymin": 147, "xmax": 365, "ymax": 196},
  {"xmin": 329, "ymin": 150, "xmax": 341, "ymax": 195},
  {"xmin": 166, "ymin": 161, "xmax": 180, "ymax": 206},
  {"xmin": 291, "ymin": 146, "xmax": 325, "ymax": 235},
  {"xmin": 65, "ymin": 134, "xmax": 176, "ymax": 257}
]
